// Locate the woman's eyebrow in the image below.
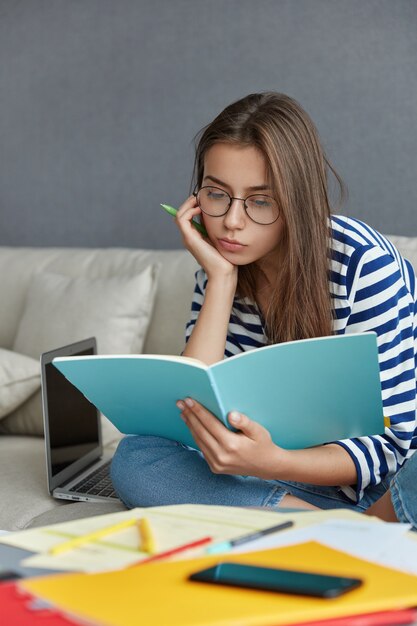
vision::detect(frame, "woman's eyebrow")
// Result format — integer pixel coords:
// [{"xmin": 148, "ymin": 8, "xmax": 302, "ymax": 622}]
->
[{"xmin": 203, "ymin": 175, "xmax": 271, "ymax": 192}]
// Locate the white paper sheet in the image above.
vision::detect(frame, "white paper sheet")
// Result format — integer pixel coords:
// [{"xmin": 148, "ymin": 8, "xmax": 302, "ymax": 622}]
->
[
  {"xmin": 233, "ymin": 517, "xmax": 417, "ymax": 574},
  {"xmin": 0, "ymin": 504, "xmax": 300, "ymax": 572}
]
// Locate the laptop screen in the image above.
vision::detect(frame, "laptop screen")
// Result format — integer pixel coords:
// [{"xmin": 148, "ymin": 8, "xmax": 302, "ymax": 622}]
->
[
  {"xmin": 46, "ymin": 347, "xmax": 99, "ymax": 476},
  {"xmin": 41, "ymin": 338, "xmax": 102, "ymax": 491}
]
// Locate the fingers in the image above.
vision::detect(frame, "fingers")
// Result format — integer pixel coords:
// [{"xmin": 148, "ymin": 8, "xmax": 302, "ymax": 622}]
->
[
  {"xmin": 182, "ymin": 419, "xmax": 219, "ymax": 468},
  {"xmin": 178, "ymin": 399, "xmax": 228, "ymax": 444},
  {"xmin": 176, "ymin": 194, "xmax": 198, "ymax": 218},
  {"xmin": 228, "ymin": 411, "xmax": 261, "ymax": 441},
  {"xmin": 176, "ymin": 399, "xmax": 250, "ymax": 475},
  {"xmin": 175, "ymin": 197, "xmax": 238, "ymax": 282},
  {"xmin": 176, "ymin": 399, "xmax": 224, "ymax": 446},
  {"xmin": 176, "ymin": 196, "xmax": 203, "ymax": 235},
  {"xmin": 177, "ymin": 400, "xmax": 223, "ymax": 468},
  {"xmin": 176, "ymin": 399, "xmax": 278, "ymax": 478}
]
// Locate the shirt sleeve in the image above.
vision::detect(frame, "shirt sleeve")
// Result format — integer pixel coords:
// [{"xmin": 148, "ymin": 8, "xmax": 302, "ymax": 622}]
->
[
  {"xmin": 333, "ymin": 245, "xmax": 417, "ymax": 502},
  {"xmin": 184, "ymin": 268, "xmax": 207, "ymax": 345},
  {"xmin": 183, "ymin": 269, "xmax": 262, "ymax": 357}
]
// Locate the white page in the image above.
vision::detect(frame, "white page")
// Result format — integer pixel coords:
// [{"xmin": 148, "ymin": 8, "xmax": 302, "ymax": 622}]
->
[
  {"xmin": 232, "ymin": 518, "xmax": 417, "ymax": 574},
  {"xmin": 1, "ymin": 504, "xmax": 293, "ymax": 572},
  {"xmin": 374, "ymin": 533, "xmax": 417, "ymax": 575}
]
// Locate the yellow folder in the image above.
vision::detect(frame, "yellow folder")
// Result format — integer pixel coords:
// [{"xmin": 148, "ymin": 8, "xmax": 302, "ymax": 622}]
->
[{"xmin": 22, "ymin": 541, "xmax": 417, "ymax": 626}]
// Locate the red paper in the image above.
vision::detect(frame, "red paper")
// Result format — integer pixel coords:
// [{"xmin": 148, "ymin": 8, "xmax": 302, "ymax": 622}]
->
[{"xmin": 0, "ymin": 581, "xmax": 90, "ymax": 625}]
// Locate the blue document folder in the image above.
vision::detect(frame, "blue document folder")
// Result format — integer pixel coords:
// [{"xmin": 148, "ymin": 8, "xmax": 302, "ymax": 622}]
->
[{"xmin": 53, "ymin": 332, "xmax": 385, "ymax": 450}]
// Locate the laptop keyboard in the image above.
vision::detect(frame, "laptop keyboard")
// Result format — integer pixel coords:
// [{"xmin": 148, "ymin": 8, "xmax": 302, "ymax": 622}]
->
[{"xmin": 69, "ymin": 460, "xmax": 118, "ymax": 498}]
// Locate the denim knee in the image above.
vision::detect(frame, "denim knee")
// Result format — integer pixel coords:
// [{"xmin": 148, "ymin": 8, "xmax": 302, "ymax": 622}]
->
[
  {"xmin": 110, "ymin": 435, "xmax": 183, "ymax": 508},
  {"xmin": 109, "ymin": 434, "xmax": 288, "ymax": 510},
  {"xmin": 110, "ymin": 436, "xmax": 135, "ymax": 507}
]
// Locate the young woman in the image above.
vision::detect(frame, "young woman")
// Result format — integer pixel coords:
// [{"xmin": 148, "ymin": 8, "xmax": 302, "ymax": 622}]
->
[{"xmin": 111, "ymin": 92, "xmax": 417, "ymax": 512}]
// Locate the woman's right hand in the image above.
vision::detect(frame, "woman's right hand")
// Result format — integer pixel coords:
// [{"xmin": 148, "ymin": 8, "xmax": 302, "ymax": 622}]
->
[{"xmin": 176, "ymin": 195, "xmax": 237, "ymax": 284}]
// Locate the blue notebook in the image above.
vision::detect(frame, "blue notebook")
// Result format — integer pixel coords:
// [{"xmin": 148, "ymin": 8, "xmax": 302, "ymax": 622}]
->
[{"xmin": 53, "ymin": 332, "xmax": 385, "ymax": 450}]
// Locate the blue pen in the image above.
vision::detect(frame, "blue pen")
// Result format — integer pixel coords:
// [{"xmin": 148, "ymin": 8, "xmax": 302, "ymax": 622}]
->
[
  {"xmin": 160, "ymin": 203, "xmax": 208, "ymax": 237},
  {"xmin": 206, "ymin": 520, "xmax": 294, "ymax": 555}
]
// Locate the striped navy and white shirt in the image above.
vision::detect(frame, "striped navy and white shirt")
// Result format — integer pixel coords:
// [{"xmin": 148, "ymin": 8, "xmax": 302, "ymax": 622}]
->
[{"xmin": 185, "ymin": 215, "xmax": 417, "ymax": 503}]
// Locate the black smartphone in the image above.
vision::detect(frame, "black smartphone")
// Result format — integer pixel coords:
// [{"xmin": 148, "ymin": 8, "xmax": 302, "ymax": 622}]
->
[{"xmin": 189, "ymin": 562, "xmax": 362, "ymax": 598}]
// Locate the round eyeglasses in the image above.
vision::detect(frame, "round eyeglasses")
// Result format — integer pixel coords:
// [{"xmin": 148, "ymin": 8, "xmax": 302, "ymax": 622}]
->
[{"xmin": 194, "ymin": 186, "xmax": 280, "ymax": 226}]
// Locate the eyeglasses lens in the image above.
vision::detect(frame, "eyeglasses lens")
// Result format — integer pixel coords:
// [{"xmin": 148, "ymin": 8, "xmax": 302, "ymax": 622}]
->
[{"xmin": 197, "ymin": 187, "xmax": 279, "ymax": 225}]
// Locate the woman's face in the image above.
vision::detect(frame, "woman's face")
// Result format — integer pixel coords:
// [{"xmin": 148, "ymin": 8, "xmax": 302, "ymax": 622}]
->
[{"xmin": 201, "ymin": 143, "xmax": 284, "ymax": 274}]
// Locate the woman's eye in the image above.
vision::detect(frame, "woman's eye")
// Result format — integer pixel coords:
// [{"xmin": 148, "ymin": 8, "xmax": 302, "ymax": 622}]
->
[
  {"xmin": 251, "ymin": 197, "xmax": 271, "ymax": 207},
  {"xmin": 208, "ymin": 191, "xmax": 226, "ymax": 200}
]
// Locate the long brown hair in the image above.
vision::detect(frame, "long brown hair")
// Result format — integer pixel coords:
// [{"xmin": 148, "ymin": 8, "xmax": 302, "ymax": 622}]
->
[{"xmin": 191, "ymin": 92, "xmax": 347, "ymax": 343}]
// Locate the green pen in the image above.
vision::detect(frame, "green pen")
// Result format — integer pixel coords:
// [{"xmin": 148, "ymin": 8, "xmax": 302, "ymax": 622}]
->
[{"xmin": 160, "ymin": 203, "xmax": 208, "ymax": 237}]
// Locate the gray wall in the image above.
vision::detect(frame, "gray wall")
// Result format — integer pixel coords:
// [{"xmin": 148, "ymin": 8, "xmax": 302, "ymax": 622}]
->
[{"xmin": 0, "ymin": 0, "xmax": 416, "ymax": 249}]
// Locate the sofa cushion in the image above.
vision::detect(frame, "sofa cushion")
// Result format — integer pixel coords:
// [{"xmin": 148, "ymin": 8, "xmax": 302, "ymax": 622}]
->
[
  {"xmin": 0, "ymin": 389, "xmax": 43, "ymax": 436},
  {"xmin": 0, "ymin": 247, "xmax": 199, "ymax": 357},
  {"xmin": 4, "ymin": 265, "xmax": 159, "ymax": 439},
  {"xmin": 0, "ymin": 436, "xmax": 66, "ymax": 530},
  {"xmin": 0, "ymin": 436, "xmax": 124, "ymax": 531},
  {"xmin": 13, "ymin": 265, "xmax": 159, "ymax": 359},
  {"xmin": 0, "ymin": 349, "xmax": 40, "ymax": 420}
]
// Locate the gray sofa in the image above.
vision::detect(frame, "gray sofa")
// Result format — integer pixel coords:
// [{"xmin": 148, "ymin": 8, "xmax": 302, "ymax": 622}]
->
[
  {"xmin": 1, "ymin": 235, "xmax": 416, "ymax": 531},
  {"xmin": 0, "ymin": 246, "xmax": 198, "ymax": 530}
]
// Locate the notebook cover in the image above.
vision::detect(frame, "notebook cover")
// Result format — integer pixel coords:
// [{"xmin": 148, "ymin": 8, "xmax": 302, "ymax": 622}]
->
[{"xmin": 53, "ymin": 332, "xmax": 384, "ymax": 450}]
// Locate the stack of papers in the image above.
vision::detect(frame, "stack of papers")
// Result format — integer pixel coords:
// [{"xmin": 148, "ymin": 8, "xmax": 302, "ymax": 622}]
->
[
  {"xmin": 2, "ymin": 505, "xmax": 417, "ymax": 626},
  {"xmin": 20, "ymin": 541, "xmax": 417, "ymax": 626},
  {"xmin": 2, "ymin": 505, "xmax": 417, "ymax": 576},
  {"xmin": 0, "ymin": 504, "xmax": 304, "ymax": 572}
]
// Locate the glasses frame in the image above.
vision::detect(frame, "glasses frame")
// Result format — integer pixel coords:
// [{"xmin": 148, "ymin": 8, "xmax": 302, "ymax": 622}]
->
[{"xmin": 193, "ymin": 186, "xmax": 280, "ymax": 226}]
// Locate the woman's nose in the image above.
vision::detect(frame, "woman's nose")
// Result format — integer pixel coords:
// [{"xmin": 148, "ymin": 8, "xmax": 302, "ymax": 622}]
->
[{"xmin": 223, "ymin": 198, "xmax": 246, "ymax": 229}]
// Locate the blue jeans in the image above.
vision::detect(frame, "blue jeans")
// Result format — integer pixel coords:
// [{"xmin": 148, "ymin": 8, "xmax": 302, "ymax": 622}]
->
[
  {"xmin": 390, "ymin": 451, "xmax": 417, "ymax": 527},
  {"xmin": 110, "ymin": 435, "xmax": 390, "ymax": 512}
]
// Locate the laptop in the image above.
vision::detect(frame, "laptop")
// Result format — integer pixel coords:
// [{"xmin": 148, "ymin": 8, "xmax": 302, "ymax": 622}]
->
[{"xmin": 41, "ymin": 337, "xmax": 119, "ymax": 502}]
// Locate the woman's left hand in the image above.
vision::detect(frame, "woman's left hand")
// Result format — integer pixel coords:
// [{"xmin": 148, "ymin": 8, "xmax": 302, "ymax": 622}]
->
[{"xmin": 176, "ymin": 398, "xmax": 285, "ymax": 479}]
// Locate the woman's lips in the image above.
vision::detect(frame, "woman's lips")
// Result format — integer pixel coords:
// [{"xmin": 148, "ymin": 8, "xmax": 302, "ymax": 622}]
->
[{"xmin": 218, "ymin": 238, "xmax": 246, "ymax": 252}]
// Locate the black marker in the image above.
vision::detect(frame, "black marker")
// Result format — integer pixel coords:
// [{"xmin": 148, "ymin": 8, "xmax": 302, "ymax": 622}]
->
[{"xmin": 207, "ymin": 520, "xmax": 294, "ymax": 554}]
